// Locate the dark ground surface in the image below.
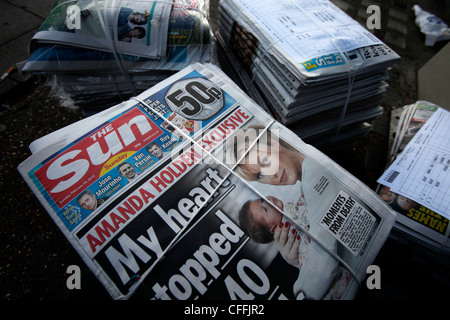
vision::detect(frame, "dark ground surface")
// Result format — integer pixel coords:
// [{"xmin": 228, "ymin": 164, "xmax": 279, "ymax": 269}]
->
[{"xmin": 0, "ymin": 0, "xmax": 449, "ymax": 302}]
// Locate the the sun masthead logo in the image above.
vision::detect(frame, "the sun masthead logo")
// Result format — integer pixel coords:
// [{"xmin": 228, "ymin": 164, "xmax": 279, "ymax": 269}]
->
[{"xmin": 34, "ymin": 108, "xmax": 163, "ymax": 209}]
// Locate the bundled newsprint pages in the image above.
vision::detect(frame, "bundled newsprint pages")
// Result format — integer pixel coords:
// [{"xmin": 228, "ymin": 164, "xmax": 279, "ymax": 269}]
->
[
  {"xmin": 21, "ymin": 0, "xmax": 213, "ymax": 113},
  {"xmin": 18, "ymin": 63, "xmax": 396, "ymax": 300},
  {"xmin": 377, "ymin": 101, "xmax": 450, "ymax": 254},
  {"xmin": 216, "ymin": 0, "xmax": 400, "ymax": 144}
]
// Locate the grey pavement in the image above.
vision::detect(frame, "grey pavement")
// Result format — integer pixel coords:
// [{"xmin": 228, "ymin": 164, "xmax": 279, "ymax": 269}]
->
[{"xmin": 0, "ymin": 0, "xmax": 55, "ymax": 96}]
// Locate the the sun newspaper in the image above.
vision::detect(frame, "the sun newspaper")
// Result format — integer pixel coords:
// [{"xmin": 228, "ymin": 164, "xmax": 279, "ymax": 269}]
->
[{"xmin": 18, "ymin": 63, "xmax": 396, "ymax": 300}]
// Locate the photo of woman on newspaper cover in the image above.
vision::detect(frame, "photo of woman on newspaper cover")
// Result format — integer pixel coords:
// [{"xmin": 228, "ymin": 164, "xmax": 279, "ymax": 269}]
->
[{"xmin": 227, "ymin": 124, "xmax": 353, "ymax": 299}]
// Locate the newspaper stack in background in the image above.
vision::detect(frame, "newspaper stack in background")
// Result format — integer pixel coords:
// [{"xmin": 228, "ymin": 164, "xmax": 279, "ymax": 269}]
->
[
  {"xmin": 216, "ymin": 0, "xmax": 400, "ymax": 146},
  {"xmin": 21, "ymin": 0, "xmax": 214, "ymax": 115},
  {"xmin": 377, "ymin": 101, "xmax": 450, "ymax": 263},
  {"xmin": 18, "ymin": 63, "xmax": 396, "ymax": 300}
]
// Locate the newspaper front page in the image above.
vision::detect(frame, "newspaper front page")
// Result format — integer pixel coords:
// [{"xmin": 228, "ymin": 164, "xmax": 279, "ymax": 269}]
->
[
  {"xmin": 216, "ymin": 0, "xmax": 399, "ymax": 145},
  {"xmin": 24, "ymin": 0, "xmax": 213, "ymax": 113},
  {"xmin": 24, "ymin": 0, "xmax": 212, "ymax": 73},
  {"xmin": 18, "ymin": 63, "xmax": 396, "ymax": 300},
  {"xmin": 377, "ymin": 101, "xmax": 449, "ymax": 253},
  {"xmin": 32, "ymin": 0, "xmax": 173, "ymax": 59}
]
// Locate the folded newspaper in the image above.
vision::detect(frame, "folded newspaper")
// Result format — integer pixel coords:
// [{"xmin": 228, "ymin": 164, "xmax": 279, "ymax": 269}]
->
[
  {"xmin": 216, "ymin": 0, "xmax": 400, "ymax": 144},
  {"xmin": 22, "ymin": 0, "xmax": 214, "ymax": 113},
  {"xmin": 18, "ymin": 63, "xmax": 396, "ymax": 300},
  {"xmin": 377, "ymin": 101, "xmax": 449, "ymax": 254}
]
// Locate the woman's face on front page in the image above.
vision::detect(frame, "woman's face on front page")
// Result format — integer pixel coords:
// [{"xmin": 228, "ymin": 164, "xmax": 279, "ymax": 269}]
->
[{"xmin": 240, "ymin": 142, "xmax": 299, "ymax": 185}]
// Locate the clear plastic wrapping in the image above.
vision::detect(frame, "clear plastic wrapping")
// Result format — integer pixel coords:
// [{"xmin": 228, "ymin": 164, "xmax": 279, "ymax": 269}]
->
[
  {"xmin": 22, "ymin": 0, "xmax": 215, "ymax": 114},
  {"xmin": 216, "ymin": 0, "xmax": 400, "ymax": 145}
]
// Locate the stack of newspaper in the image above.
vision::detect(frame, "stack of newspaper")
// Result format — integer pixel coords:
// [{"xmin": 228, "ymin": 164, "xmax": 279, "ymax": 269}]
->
[
  {"xmin": 377, "ymin": 101, "xmax": 450, "ymax": 256},
  {"xmin": 21, "ymin": 0, "xmax": 214, "ymax": 114},
  {"xmin": 18, "ymin": 63, "xmax": 396, "ymax": 300},
  {"xmin": 216, "ymin": 0, "xmax": 400, "ymax": 145}
]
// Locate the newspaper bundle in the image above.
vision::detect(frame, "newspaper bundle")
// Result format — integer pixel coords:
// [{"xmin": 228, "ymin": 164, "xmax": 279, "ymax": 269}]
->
[
  {"xmin": 377, "ymin": 101, "xmax": 450, "ymax": 255},
  {"xmin": 216, "ymin": 0, "xmax": 400, "ymax": 145},
  {"xmin": 19, "ymin": 63, "xmax": 396, "ymax": 300},
  {"xmin": 21, "ymin": 0, "xmax": 214, "ymax": 114}
]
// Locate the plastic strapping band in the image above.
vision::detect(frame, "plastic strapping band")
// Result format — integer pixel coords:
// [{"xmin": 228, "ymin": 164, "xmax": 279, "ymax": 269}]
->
[
  {"xmin": 49, "ymin": 0, "xmax": 135, "ymax": 99},
  {"xmin": 134, "ymin": 0, "xmax": 209, "ymax": 62},
  {"xmin": 94, "ymin": 0, "xmax": 137, "ymax": 96},
  {"xmin": 127, "ymin": 94, "xmax": 275, "ymax": 297},
  {"xmin": 287, "ymin": 0, "xmax": 358, "ymax": 139},
  {"xmin": 286, "ymin": 0, "xmax": 357, "ymax": 138},
  {"xmin": 94, "ymin": 0, "xmax": 210, "ymax": 98},
  {"xmin": 131, "ymin": 92, "xmax": 361, "ymax": 292}
]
